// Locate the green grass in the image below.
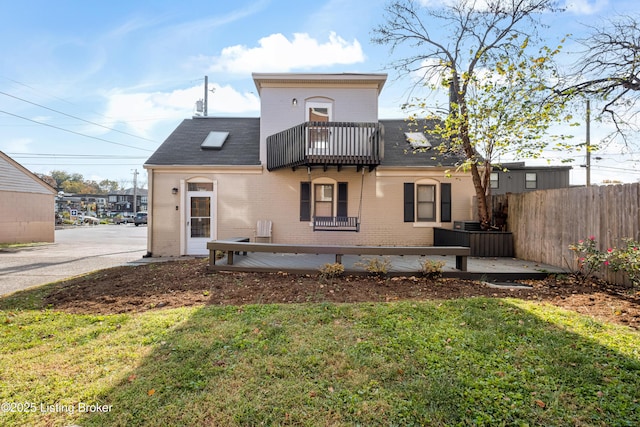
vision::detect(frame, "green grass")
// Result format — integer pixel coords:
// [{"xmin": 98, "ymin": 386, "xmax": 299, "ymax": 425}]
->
[{"xmin": 1, "ymin": 290, "xmax": 639, "ymax": 426}]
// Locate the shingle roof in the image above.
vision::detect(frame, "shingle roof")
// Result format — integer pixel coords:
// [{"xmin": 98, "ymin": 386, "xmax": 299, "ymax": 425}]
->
[
  {"xmin": 144, "ymin": 117, "xmax": 260, "ymax": 166},
  {"xmin": 379, "ymin": 119, "xmax": 464, "ymax": 168},
  {"xmin": 145, "ymin": 116, "xmax": 464, "ymax": 168}
]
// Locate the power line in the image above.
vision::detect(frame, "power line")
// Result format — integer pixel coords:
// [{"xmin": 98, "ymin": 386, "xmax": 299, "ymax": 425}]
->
[
  {"xmin": 8, "ymin": 153, "xmax": 147, "ymax": 159},
  {"xmin": 0, "ymin": 90, "xmax": 159, "ymax": 144},
  {"xmin": 0, "ymin": 109, "xmax": 153, "ymax": 152}
]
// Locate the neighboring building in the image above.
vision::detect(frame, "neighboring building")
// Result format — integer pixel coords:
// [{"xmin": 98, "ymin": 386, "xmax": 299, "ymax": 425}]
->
[
  {"xmin": 56, "ymin": 189, "xmax": 148, "ymax": 218},
  {"xmin": 144, "ymin": 73, "xmax": 477, "ymax": 256},
  {"xmin": 0, "ymin": 151, "xmax": 57, "ymax": 243},
  {"xmin": 490, "ymin": 162, "xmax": 572, "ymax": 195},
  {"xmin": 107, "ymin": 188, "xmax": 148, "ymax": 215}
]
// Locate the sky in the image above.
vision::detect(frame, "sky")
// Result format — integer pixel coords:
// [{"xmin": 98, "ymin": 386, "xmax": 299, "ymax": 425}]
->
[{"xmin": 1, "ymin": 0, "xmax": 639, "ymax": 189}]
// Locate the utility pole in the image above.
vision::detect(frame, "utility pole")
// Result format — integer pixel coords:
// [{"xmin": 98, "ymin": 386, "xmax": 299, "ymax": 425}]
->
[
  {"xmin": 204, "ymin": 75, "xmax": 208, "ymax": 117},
  {"xmin": 586, "ymin": 99, "xmax": 591, "ymax": 187},
  {"xmin": 132, "ymin": 169, "xmax": 138, "ymax": 213}
]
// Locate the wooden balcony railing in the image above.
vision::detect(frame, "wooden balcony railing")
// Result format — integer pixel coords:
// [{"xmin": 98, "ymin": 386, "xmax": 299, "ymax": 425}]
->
[{"xmin": 266, "ymin": 121, "xmax": 384, "ymax": 171}]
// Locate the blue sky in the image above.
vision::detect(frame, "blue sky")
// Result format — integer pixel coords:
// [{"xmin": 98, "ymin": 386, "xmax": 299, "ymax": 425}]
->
[{"xmin": 1, "ymin": 0, "xmax": 639, "ymax": 188}]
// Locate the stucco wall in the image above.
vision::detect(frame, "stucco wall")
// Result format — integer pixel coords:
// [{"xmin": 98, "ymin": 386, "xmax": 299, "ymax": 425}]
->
[
  {"xmin": 0, "ymin": 190, "xmax": 55, "ymax": 243},
  {"xmin": 259, "ymin": 85, "xmax": 380, "ymax": 164},
  {"xmin": 147, "ymin": 166, "xmax": 475, "ymax": 257}
]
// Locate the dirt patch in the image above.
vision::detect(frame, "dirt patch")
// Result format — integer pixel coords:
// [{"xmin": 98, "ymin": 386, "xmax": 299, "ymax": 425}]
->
[{"xmin": 42, "ymin": 258, "xmax": 640, "ymax": 329}]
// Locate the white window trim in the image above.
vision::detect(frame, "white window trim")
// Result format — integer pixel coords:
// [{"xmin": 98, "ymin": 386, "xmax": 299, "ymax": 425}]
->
[
  {"xmin": 308, "ymin": 177, "xmax": 338, "ymax": 226},
  {"xmin": 413, "ymin": 178, "xmax": 442, "ymax": 228}
]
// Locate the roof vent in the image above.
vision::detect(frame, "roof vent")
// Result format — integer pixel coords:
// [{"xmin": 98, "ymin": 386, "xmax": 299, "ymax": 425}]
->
[
  {"xmin": 405, "ymin": 132, "xmax": 431, "ymax": 149},
  {"xmin": 201, "ymin": 131, "xmax": 229, "ymax": 149}
]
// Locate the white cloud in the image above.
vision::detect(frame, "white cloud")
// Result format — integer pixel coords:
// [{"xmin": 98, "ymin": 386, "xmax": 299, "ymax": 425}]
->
[
  {"xmin": 564, "ymin": 0, "xmax": 609, "ymax": 14},
  {"xmin": 208, "ymin": 32, "xmax": 365, "ymax": 74},
  {"xmin": 102, "ymin": 84, "xmax": 259, "ymax": 137}
]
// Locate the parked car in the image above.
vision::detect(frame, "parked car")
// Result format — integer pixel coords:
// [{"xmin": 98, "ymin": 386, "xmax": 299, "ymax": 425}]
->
[
  {"xmin": 113, "ymin": 215, "xmax": 129, "ymax": 224},
  {"xmin": 134, "ymin": 212, "xmax": 148, "ymax": 226}
]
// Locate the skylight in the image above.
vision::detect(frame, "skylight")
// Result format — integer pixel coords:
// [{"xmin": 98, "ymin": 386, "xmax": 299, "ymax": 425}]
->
[
  {"xmin": 405, "ymin": 132, "xmax": 431, "ymax": 149},
  {"xmin": 201, "ymin": 131, "xmax": 229, "ymax": 149}
]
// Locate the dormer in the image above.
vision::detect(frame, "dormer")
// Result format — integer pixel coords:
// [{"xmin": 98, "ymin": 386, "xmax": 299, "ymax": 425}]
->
[{"xmin": 252, "ymin": 73, "xmax": 387, "ymax": 171}]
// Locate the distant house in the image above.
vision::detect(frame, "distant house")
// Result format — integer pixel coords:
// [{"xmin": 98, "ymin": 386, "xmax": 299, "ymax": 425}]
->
[
  {"xmin": 107, "ymin": 188, "xmax": 148, "ymax": 215},
  {"xmin": 490, "ymin": 162, "xmax": 572, "ymax": 195},
  {"xmin": 144, "ymin": 73, "xmax": 477, "ymax": 256},
  {"xmin": 0, "ymin": 151, "xmax": 57, "ymax": 244}
]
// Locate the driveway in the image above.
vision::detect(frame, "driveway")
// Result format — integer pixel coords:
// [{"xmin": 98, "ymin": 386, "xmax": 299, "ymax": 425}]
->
[{"xmin": 0, "ymin": 225, "xmax": 148, "ymax": 296}]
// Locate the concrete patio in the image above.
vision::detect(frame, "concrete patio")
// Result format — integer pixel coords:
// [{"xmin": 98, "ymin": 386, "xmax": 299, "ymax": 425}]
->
[{"xmin": 209, "ymin": 252, "xmax": 565, "ymax": 281}]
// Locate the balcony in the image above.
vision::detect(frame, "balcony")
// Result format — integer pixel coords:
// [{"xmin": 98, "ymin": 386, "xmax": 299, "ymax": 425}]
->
[{"xmin": 266, "ymin": 121, "xmax": 384, "ymax": 171}]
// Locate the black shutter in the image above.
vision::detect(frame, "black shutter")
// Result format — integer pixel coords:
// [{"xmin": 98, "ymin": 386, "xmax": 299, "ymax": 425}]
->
[
  {"xmin": 441, "ymin": 183, "xmax": 452, "ymax": 222},
  {"xmin": 300, "ymin": 182, "xmax": 311, "ymax": 221},
  {"xmin": 337, "ymin": 182, "xmax": 348, "ymax": 217},
  {"xmin": 403, "ymin": 183, "xmax": 415, "ymax": 222}
]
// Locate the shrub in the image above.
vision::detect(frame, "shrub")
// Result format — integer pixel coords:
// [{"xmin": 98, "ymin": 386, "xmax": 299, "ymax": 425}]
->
[
  {"xmin": 607, "ymin": 238, "xmax": 640, "ymax": 287},
  {"xmin": 568, "ymin": 236, "xmax": 607, "ymax": 283},
  {"xmin": 420, "ymin": 259, "xmax": 445, "ymax": 278},
  {"xmin": 355, "ymin": 257, "xmax": 392, "ymax": 276},
  {"xmin": 569, "ymin": 236, "xmax": 640, "ymax": 288},
  {"xmin": 318, "ymin": 262, "xmax": 345, "ymax": 279}
]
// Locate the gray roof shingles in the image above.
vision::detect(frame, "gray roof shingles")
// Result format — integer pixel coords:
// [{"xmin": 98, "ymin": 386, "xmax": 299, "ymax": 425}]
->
[
  {"xmin": 145, "ymin": 117, "xmax": 463, "ymax": 168},
  {"xmin": 144, "ymin": 117, "xmax": 261, "ymax": 166}
]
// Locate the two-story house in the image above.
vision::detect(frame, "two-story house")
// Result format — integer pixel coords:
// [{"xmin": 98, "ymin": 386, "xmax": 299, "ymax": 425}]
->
[
  {"xmin": 143, "ymin": 73, "xmax": 476, "ymax": 256},
  {"xmin": 490, "ymin": 162, "xmax": 572, "ymax": 195}
]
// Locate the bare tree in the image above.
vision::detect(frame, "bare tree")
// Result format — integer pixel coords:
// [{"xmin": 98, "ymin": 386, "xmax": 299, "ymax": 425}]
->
[
  {"xmin": 559, "ymin": 15, "xmax": 640, "ymax": 146},
  {"xmin": 372, "ymin": 0, "xmax": 569, "ymax": 229}
]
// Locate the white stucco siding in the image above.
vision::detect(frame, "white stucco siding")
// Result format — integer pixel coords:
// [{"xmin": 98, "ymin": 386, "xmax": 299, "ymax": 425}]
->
[{"xmin": 259, "ymin": 86, "xmax": 381, "ymax": 164}]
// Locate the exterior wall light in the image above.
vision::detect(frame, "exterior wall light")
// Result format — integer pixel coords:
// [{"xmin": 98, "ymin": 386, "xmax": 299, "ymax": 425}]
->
[
  {"xmin": 292, "ymin": 98, "xmax": 297, "ymax": 106},
  {"xmin": 172, "ymin": 187, "xmax": 179, "ymax": 195}
]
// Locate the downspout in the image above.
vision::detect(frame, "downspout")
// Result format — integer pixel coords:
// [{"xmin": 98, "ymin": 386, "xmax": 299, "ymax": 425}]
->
[{"xmin": 143, "ymin": 169, "xmax": 153, "ymax": 257}]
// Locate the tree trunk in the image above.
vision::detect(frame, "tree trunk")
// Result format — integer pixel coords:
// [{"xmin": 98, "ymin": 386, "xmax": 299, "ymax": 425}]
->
[{"xmin": 470, "ymin": 163, "xmax": 491, "ymax": 230}]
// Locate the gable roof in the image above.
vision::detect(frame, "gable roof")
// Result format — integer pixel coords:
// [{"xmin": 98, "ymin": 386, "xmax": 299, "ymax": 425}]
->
[
  {"xmin": 0, "ymin": 151, "xmax": 57, "ymax": 195},
  {"xmin": 379, "ymin": 119, "xmax": 464, "ymax": 168},
  {"xmin": 145, "ymin": 116, "xmax": 465, "ymax": 169},
  {"xmin": 144, "ymin": 117, "xmax": 260, "ymax": 167}
]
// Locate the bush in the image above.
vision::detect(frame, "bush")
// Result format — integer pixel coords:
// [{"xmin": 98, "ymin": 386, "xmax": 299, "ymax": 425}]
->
[
  {"xmin": 355, "ymin": 257, "xmax": 392, "ymax": 276},
  {"xmin": 607, "ymin": 238, "xmax": 640, "ymax": 287},
  {"xmin": 568, "ymin": 236, "xmax": 606, "ymax": 283},
  {"xmin": 318, "ymin": 262, "xmax": 345, "ymax": 279},
  {"xmin": 569, "ymin": 236, "xmax": 640, "ymax": 287},
  {"xmin": 419, "ymin": 259, "xmax": 445, "ymax": 278}
]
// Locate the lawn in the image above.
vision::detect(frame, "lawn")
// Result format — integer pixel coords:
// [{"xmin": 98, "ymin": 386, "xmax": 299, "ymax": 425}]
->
[{"xmin": 1, "ymin": 278, "xmax": 639, "ymax": 426}]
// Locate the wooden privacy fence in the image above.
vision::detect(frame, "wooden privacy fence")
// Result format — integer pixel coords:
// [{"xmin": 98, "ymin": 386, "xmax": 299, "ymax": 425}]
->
[{"xmin": 500, "ymin": 183, "xmax": 639, "ymax": 283}]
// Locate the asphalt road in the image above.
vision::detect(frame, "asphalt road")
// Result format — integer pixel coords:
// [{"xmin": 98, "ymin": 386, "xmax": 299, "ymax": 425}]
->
[{"xmin": 0, "ymin": 224, "xmax": 148, "ymax": 296}]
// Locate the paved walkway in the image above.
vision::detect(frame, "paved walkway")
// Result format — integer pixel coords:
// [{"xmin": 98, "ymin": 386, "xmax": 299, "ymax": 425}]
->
[{"xmin": 0, "ymin": 225, "xmax": 147, "ymax": 296}]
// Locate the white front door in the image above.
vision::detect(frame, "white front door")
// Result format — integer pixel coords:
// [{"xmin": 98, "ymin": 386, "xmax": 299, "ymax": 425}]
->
[{"xmin": 186, "ymin": 182, "xmax": 216, "ymax": 256}]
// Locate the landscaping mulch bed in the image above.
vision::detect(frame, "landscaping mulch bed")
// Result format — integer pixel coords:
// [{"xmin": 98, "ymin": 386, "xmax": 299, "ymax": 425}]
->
[{"xmin": 43, "ymin": 258, "xmax": 640, "ymax": 329}]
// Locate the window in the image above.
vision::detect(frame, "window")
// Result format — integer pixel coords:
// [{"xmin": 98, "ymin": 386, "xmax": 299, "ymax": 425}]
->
[
  {"xmin": 417, "ymin": 184, "xmax": 436, "ymax": 221},
  {"xmin": 300, "ymin": 181, "xmax": 348, "ymax": 221},
  {"xmin": 404, "ymin": 182, "xmax": 452, "ymax": 223},
  {"xmin": 490, "ymin": 172, "xmax": 499, "ymax": 189},
  {"xmin": 188, "ymin": 182, "xmax": 213, "ymax": 192},
  {"xmin": 525, "ymin": 173, "xmax": 537, "ymax": 189},
  {"xmin": 314, "ymin": 184, "xmax": 334, "ymax": 217}
]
